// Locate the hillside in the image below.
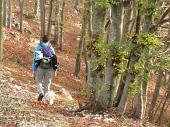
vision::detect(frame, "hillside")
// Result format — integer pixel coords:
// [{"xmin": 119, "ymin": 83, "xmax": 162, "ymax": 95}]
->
[{"xmin": 0, "ymin": 0, "xmax": 168, "ymax": 127}]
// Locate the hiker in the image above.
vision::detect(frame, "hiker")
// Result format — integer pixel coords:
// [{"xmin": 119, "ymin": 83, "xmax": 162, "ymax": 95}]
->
[{"xmin": 32, "ymin": 35, "xmax": 58, "ymax": 101}]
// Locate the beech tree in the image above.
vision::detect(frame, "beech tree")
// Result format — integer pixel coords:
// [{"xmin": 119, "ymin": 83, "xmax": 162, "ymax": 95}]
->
[
  {"xmin": 7, "ymin": 0, "xmax": 11, "ymax": 29},
  {"xmin": 19, "ymin": 0, "xmax": 24, "ymax": 33},
  {"xmin": 47, "ymin": 0, "xmax": 54, "ymax": 36},
  {"xmin": 34, "ymin": 0, "xmax": 40, "ymax": 17},
  {"xmin": 40, "ymin": 0, "xmax": 45, "ymax": 37},
  {"xmin": 0, "ymin": 0, "xmax": 3, "ymax": 60},
  {"xmin": 59, "ymin": 0, "xmax": 65, "ymax": 51},
  {"xmin": 74, "ymin": 0, "xmax": 91, "ymax": 77},
  {"xmin": 3, "ymin": 0, "xmax": 6, "ymax": 26}
]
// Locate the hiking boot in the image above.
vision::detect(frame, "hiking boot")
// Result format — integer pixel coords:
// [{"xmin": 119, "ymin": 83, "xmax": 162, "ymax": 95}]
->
[{"xmin": 38, "ymin": 94, "xmax": 44, "ymax": 101}]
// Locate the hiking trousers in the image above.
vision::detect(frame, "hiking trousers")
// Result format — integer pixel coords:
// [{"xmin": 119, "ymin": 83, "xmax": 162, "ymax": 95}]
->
[{"xmin": 35, "ymin": 67, "xmax": 53, "ymax": 95}]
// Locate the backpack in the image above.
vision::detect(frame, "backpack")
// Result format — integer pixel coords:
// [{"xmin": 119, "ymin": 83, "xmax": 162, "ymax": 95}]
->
[
  {"xmin": 51, "ymin": 54, "xmax": 58, "ymax": 71},
  {"xmin": 36, "ymin": 43, "xmax": 58, "ymax": 70},
  {"xmin": 38, "ymin": 43, "xmax": 53, "ymax": 69}
]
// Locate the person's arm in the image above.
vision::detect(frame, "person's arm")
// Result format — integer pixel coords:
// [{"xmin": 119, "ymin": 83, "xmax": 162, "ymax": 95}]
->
[
  {"xmin": 32, "ymin": 44, "xmax": 41, "ymax": 72},
  {"xmin": 50, "ymin": 46, "xmax": 56, "ymax": 55}
]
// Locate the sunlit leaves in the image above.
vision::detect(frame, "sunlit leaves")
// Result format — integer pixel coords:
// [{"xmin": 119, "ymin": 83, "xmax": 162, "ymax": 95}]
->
[
  {"xmin": 137, "ymin": 33, "xmax": 162, "ymax": 48},
  {"xmin": 140, "ymin": 1, "xmax": 162, "ymax": 17}
]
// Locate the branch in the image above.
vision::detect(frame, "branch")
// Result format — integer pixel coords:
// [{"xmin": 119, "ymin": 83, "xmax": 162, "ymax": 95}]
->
[
  {"xmin": 159, "ymin": 7, "xmax": 170, "ymax": 23},
  {"xmin": 149, "ymin": 7, "xmax": 170, "ymax": 32},
  {"xmin": 159, "ymin": 18, "xmax": 170, "ymax": 26}
]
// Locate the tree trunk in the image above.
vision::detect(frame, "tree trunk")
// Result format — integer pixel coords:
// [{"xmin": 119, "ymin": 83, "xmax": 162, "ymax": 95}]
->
[
  {"xmin": 156, "ymin": 93, "xmax": 169, "ymax": 125},
  {"xmin": 54, "ymin": 0, "xmax": 60, "ymax": 44},
  {"xmin": 74, "ymin": 0, "xmax": 80, "ymax": 12},
  {"xmin": 87, "ymin": 2, "xmax": 107, "ymax": 108},
  {"xmin": 0, "ymin": 0, "xmax": 3, "ymax": 61},
  {"xmin": 117, "ymin": 7, "xmax": 142, "ymax": 114},
  {"xmin": 148, "ymin": 70, "xmax": 163, "ymax": 122},
  {"xmin": 40, "ymin": 0, "xmax": 45, "ymax": 37},
  {"xmin": 34, "ymin": 0, "xmax": 39, "ymax": 17},
  {"xmin": 7, "ymin": 0, "xmax": 11, "ymax": 29},
  {"xmin": 104, "ymin": 1, "xmax": 124, "ymax": 108},
  {"xmin": 156, "ymin": 76, "xmax": 170, "ymax": 124},
  {"xmin": 74, "ymin": 1, "xmax": 90, "ymax": 77},
  {"xmin": 3, "ymin": 0, "xmax": 6, "ymax": 26},
  {"xmin": 59, "ymin": 0, "xmax": 65, "ymax": 51},
  {"xmin": 133, "ymin": 59, "xmax": 151, "ymax": 119},
  {"xmin": 19, "ymin": 0, "xmax": 24, "ymax": 33},
  {"xmin": 123, "ymin": 1, "xmax": 133, "ymax": 35},
  {"xmin": 47, "ymin": 0, "xmax": 53, "ymax": 36}
]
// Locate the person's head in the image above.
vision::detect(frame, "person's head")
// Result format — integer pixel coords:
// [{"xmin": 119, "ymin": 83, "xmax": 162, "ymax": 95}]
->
[
  {"xmin": 41, "ymin": 35, "xmax": 49, "ymax": 47},
  {"xmin": 42, "ymin": 35, "xmax": 48, "ymax": 43}
]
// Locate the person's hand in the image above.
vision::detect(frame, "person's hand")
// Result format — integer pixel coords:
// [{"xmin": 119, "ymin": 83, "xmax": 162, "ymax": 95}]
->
[
  {"xmin": 33, "ymin": 71, "xmax": 36, "ymax": 80},
  {"xmin": 54, "ymin": 70, "xmax": 57, "ymax": 77}
]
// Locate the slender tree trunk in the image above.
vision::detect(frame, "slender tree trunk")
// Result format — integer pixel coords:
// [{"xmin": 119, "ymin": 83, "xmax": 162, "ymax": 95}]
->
[
  {"xmin": 3, "ymin": 0, "xmax": 6, "ymax": 26},
  {"xmin": 7, "ymin": 0, "xmax": 11, "ymax": 29},
  {"xmin": 59, "ymin": 0, "xmax": 65, "ymax": 51},
  {"xmin": 40, "ymin": 0, "xmax": 45, "ymax": 37},
  {"xmin": 156, "ymin": 76, "xmax": 170, "ymax": 124},
  {"xmin": 148, "ymin": 70, "xmax": 163, "ymax": 122},
  {"xmin": 34, "ymin": 0, "xmax": 40, "ymax": 17},
  {"xmin": 0, "ymin": 0, "xmax": 3, "ymax": 61},
  {"xmin": 47, "ymin": 0, "xmax": 53, "ymax": 36},
  {"xmin": 74, "ymin": 0, "xmax": 80, "ymax": 12},
  {"xmin": 133, "ymin": 58, "xmax": 151, "ymax": 119},
  {"xmin": 54, "ymin": 0, "xmax": 60, "ymax": 44},
  {"xmin": 19, "ymin": 0, "xmax": 24, "ymax": 33},
  {"xmin": 112, "ymin": 1, "xmax": 135, "ymax": 108},
  {"xmin": 156, "ymin": 93, "xmax": 169, "ymax": 124},
  {"xmin": 74, "ymin": 1, "xmax": 89, "ymax": 77},
  {"xmin": 123, "ymin": 1, "xmax": 133, "ymax": 35},
  {"xmin": 117, "ymin": 7, "xmax": 142, "ymax": 114}
]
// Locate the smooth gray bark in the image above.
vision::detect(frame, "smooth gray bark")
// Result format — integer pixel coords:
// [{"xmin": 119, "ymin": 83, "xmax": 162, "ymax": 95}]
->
[
  {"xmin": 3, "ymin": 0, "xmax": 6, "ymax": 26},
  {"xmin": 74, "ymin": 0, "xmax": 80, "ymax": 12},
  {"xmin": 40, "ymin": 0, "xmax": 45, "ymax": 37},
  {"xmin": 19, "ymin": 0, "xmax": 24, "ymax": 33},
  {"xmin": 0, "ymin": 0, "xmax": 3, "ymax": 60},
  {"xmin": 148, "ymin": 70, "xmax": 163, "ymax": 122},
  {"xmin": 87, "ymin": 2, "xmax": 107, "ymax": 107},
  {"xmin": 74, "ymin": 1, "xmax": 90, "ymax": 77},
  {"xmin": 59, "ymin": 0, "xmax": 65, "ymax": 51},
  {"xmin": 104, "ymin": 2, "xmax": 124, "ymax": 108},
  {"xmin": 34, "ymin": 0, "xmax": 40, "ymax": 17},
  {"xmin": 47, "ymin": 0, "xmax": 53, "ymax": 36},
  {"xmin": 117, "ymin": 8, "xmax": 141, "ymax": 114},
  {"xmin": 7, "ymin": 0, "xmax": 11, "ymax": 29}
]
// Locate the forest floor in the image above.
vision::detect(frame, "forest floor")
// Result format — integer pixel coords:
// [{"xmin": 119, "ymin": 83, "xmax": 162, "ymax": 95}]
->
[{"xmin": 0, "ymin": 0, "xmax": 169, "ymax": 127}]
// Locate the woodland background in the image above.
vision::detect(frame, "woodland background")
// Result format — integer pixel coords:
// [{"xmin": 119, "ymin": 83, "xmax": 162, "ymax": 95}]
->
[{"xmin": 0, "ymin": 0, "xmax": 170, "ymax": 127}]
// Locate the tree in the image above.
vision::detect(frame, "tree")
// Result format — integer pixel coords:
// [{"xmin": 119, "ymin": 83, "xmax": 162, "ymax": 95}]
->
[
  {"xmin": 40, "ymin": 0, "xmax": 45, "ymax": 37},
  {"xmin": 19, "ymin": 0, "xmax": 24, "ymax": 33},
  {"xmin": 34, "ymin": 0, "xmax": 40, "ymax": 17},
  {"xmin": 0, "ymin": 0, "xmax": 3, "ymax": 60},
  {"xmin": 47, "ymin": 0, "xmax": 53, "ymax": 36},
  {"xmin": 7, "ymin": 0, "xmax": 11, "ymax": 29},
  {"xmin": 3, "ymin": 0, "xmax": 6, "ymax": 26},
  {"xmin": 86, "ymin": 1, "xmax": 107, "ymax": 109},
  {"xmin": 104, "ymin": 1, "xmax": 125, "ymax": 108},
  {"xmin": 59, "ymin": 0, "xmax": 65, "ymax": 51},
  {"xmin": 74, "ymin": 0, "xmax": 80, "ymax": 12},
  {"xmin": 74, "ymin": 0, "xmax": 91, "ymax": 77},
  {"xmin": 117, "ymin": 6, "xmax": 142, "ymax": 114},
  {"xmin": 54, "ymin": 0, "xmax": 60, "ymax": 44}
]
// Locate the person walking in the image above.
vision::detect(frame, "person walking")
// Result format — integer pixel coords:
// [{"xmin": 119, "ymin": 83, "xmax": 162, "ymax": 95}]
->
[{"xmin": 32, "ymin": 35, "xmax": 58, "ymax": 101}]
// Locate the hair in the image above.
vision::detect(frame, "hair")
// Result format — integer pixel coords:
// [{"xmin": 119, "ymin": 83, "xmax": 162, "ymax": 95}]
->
[{"xmin": 42, "ymin": 35, "xmax": 48, "ymax": 43}]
